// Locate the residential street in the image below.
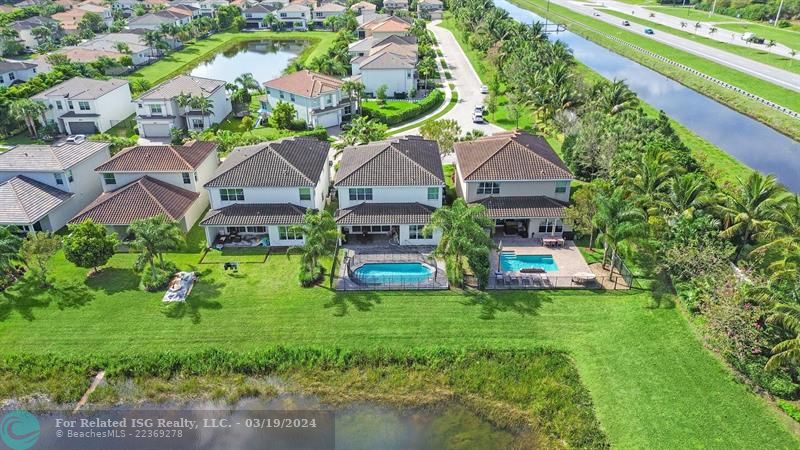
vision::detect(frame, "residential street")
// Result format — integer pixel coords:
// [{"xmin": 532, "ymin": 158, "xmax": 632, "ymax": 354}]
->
[
  {"xmin": 547, "ymin": 0, "xmax": 800, "ymax": 92},
  {"xmin": 397, "ymin": 20, "xmax": 503, "ymax": 155}
]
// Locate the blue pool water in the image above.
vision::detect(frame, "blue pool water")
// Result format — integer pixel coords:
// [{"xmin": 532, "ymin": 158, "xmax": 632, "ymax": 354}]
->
[
  {"xmin": 352, "ymin": 263, "xmax": 434, "ymax": 284},
  {"xmin": 500, "ymin": 254, "xmax": 559, "ymax": 272}
]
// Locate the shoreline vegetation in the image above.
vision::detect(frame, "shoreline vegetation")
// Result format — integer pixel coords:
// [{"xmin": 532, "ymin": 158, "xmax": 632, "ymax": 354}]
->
[{"xmin": 506, "ymin": 0, "xmax": 800, "ymax": 142}]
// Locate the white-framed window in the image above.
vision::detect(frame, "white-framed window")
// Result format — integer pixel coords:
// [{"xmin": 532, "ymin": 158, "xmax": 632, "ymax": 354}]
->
[
  {"xmin": 78, "ymin": 101, "xmax": 90, "ymax": 111},
  {"xmin": 289, "ymin": 94, "xmax": 295, "ymax": 102},
  {"xmin": 219, "ymin": 188, "xmax": 245, "ymax": 201},
  {"xmin": 246, "ymin": 226, "xmax": 266, "ymax": 233},
  {"xmin": 103, "ymin": 173, "xmax": 116, "ymax": 185},
  {"xmin": 182, "ymin": 172, "xmax": 191, "ymax": 184},
  {"xmin": 427, "ymin": 187, "xmax": 439, "ymax": 200},
  {"xmin": 8, "ymin": 72, "xmax": 15, "ymax": 81},
  {"xmin": 278, "ymin": 225, "xmax": 302, "ymax": 240},
  {"xmin": 68, "ymin": 101, "xmax": 74, "ymax": 109},
  {"xmin": 348, "ymin": 187, "xmax": 372, "ymax": 201},
  {"xmin": 149, "ymin": 104, "xmax": 163, "ymax": 115},
  {"xmin": 191, "ymin": 118, "xmax": 204, "ymax": 129},
  {"xmin": 555, "ymin": 180, "xmax": 569, "ymax": 194},
  {"xmin": 56, "ymin": 100, "xmax": 63, "ymax": 110},
  {"xmin": 409, "ymin": 224, "xmax": 432, "ymax": 240},
  {"xmin": 67, "ymin": 169, "xmax": 73, "ymax": 182},
  {"xmin": 477, "ymin": 182, "xmax": 500, "ymax": 195},
  {"xmin": 54, "ymin": 173, "xmax": 64, "ymax": 185},
  {"xmin": 299, "ymin": 187, "xmax": 311, "ymax": 201}
]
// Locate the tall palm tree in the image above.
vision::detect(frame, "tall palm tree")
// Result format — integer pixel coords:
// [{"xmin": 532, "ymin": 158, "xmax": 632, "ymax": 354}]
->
[
  {"xmin": 288, "ymin": 210, "xmax": 339, "ymax": 283},
  {"xmin": 341, "ymin": 79, "xmax": 365, "ymax": 114},
  {"xmin": 10, "ymin": 99, "xmax": 46, "ymax": 138},
  {"xmin": 666, "ymin": 172, "xmax": 712, "ymax": 219},
  {"xmin": 765, "ymin": 303, "xmax": 800, "ymax": 371},
  {"xmin": 752, "ymin": 194, "xmax": 800, "ymax": 281},
  {"xmin": 190, "ymin": 96, "xmax": 215, "ymax": 129},
  {"xmin": 143, "ymin": 30, "xmax": 165, "ymax": 58},
  {"xmin": 261, "ymin": 12, "xmax": 278, "ymax": 30},
  {"xmin": 593, "ymin": 188, "xmax": 647, "ymax": 272},
  {"xmin": 600, "ymin": 79, "xmax": 638, "ymax": 115},
  {"xmin": 128, "ymin": 214, "xmax": 184, "ymax": 280},
  {"xmin": 716, "ymin": 172, "xmax": 786, "ymax": 261},
  {"xmin": 234, "ymin": 73, "xmax": 261, "ymax": 93},
  {"xmin": 624, "ymin": 148, "xmax": 676, "ymax": 216}
]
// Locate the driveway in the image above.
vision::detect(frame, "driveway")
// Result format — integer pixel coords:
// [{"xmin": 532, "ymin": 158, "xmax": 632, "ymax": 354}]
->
[{"xmin": 396, "ymin": 20, "xmax": 503, "ymax": 156}]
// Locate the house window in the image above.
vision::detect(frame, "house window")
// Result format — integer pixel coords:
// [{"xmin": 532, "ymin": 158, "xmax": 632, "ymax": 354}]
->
[
  {"xmin": 538, "ymin": 220, "xmax": 562, "ymax": 233},
  {"xmin": 182, "ymin": 172, "xmax": 191, "ymax": 184},
  {"xmin": 54, "ymin": 173, "xmax": 64, "ymax": 185},
  {"xmin": 191, "ymin": 118, "xmax": 204, "ymax": 129},
  {"xmin": 279, "ymin": 92, "xmax": 284, "ymax": 99},
  {"xmin": 68, "ymin": 101, "xmax": 74, "ymax": 109},
  {"xmin": 149, "ymin": 104, "xmax": 163, "ymax": 115},
  {"xmin": 315, "ymin": 12, "xmax": 322, "ymax": 17},
  {"xmin": 299, "ymin": 187, "xmax": 311, "ymax": 201},
  {"xmin": 219, "ymin": 188, "xmax": 245, "ymax": 201},
  {"xmin": 348, "ymin": 187, "xmax": 372, "ymax": 201},
  {"xmin": 56, "ymin": 101, "xmax": 63, "ymax": 110},
  {"xmin": 326, "ymin": 94, "xmax": 333, "ymax": 106},
  {"xmin": 67, "ymin": 169, "xmax": 73, "ymax": 182},
  {"xmin": 103, "ymin": 173, "xmax": 116, "ymax": 185},
  {"xmin": 246, "ymin": 226, "xmax": 266, "ymax": 233},
  {"xmin": 477, "ymin": 182, "xmax": 500, "ymax": 195},
  {"xmin": 78, "ymin": 101, "xmax": 90, "ymax": 111},
  {"xmin": 427, "ymin": 187, "xmax": 439, "ymax": 200},
  {"xmin": 290, "ymin": 94, "xmax": 295, "ymax": 102},
  {"xmin": 8, "ymin": 72, "xmax": 14, "ymax": 81},
  {"xmin": 278, "ymin": 225, "xmax": 302, "ymax": 240},
  {"xmin": 555, "ymin": 180, "xmax": 569, "ymax": 194},
  {"xmin": 409, "ymin": 224, "xmax": 432, "ymax": 240},
  {"xmin": 226, "ymin": 226, "xmax": 246, "ymax": 233},
  {"xmin": 280, "ymin": 12, "xmax": 286, "ymax": 17}
]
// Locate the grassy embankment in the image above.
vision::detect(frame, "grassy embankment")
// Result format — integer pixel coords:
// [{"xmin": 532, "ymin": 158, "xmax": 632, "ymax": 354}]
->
[{"xmin": 508, "ymin": 0, "xmax": 800, "ymax": 142}]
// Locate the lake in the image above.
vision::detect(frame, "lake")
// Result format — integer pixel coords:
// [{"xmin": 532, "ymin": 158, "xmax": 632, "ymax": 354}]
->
[{"xmin": 188, "ymin": 40, "xmax": 307, "ymax": 84}]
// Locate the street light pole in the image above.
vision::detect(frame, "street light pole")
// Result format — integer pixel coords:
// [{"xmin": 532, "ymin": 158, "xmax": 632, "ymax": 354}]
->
[
  {"xmin": 709, "ymin": 0, "xmax": 718, "ymax": 18},
  {"xmin": 774, "ymin": 0, "xmax": 784, "ymax": 27}
]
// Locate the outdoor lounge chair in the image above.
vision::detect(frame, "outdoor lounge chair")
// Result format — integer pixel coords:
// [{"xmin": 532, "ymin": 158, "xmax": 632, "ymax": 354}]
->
[
  {"xmin": 508, "ymin": 272, "xmax": 519, "ymax": 284},
  {"xmin": 495, "ymin": 271, "xmax": 504, "ymax": 285},
  {"xmin": 520, "ymin": 275, "xmax": 531, "ymax": 286}
]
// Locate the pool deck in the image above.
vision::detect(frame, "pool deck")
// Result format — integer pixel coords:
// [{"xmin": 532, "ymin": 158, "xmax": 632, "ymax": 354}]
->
[
  {"xmin": 488, "ymin": 238, "xmax": 595, "ymax": 289},
  {"xmin": 335, "ymin": 245, "xmax": 449, "ymax": 290}
]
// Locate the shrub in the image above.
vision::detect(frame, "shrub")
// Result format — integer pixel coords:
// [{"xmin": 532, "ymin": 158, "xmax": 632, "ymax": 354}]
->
[
  {"xmin": 241, "ymin": 115, "xmax": 254, "ymax": 129},
  {"xmin": 140, "ymin": 260, "xmax": 178, "ymax": 292},
  {"xmin": 361, "ymin": 89, "xmax": 445, "ymax": 126},
  {"xmin": 778, "ymin": 400, "xmax": 800, "ymax": 423},
  {"xmin": 467, "ymin": 248, "xmax": 491, "ymax": 289},
  {"xmin": 298, "ymin": 264, "xmax": 324, "ymax": 287},
  {"xmin": 288, "ymin": 118, "xmax": 307, "ymax": 131}
]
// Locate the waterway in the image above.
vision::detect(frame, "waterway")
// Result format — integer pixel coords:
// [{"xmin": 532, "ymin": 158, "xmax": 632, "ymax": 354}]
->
[{"xmin": 495, "ymin": 0, "xmax": 800, "ymax": 192}]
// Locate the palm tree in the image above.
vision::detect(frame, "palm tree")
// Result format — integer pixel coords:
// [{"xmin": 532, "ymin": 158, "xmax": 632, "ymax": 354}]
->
[
  {"xmin": 288, "ymin": 210, "xmax": 339, "ymax": 284},
  {"xmin": 128, "ymin": 214, "xmax": 184, "ymax": 280},
  {"xmin": 666, "ymin": 172, "xmax": 712, "ymax": 218},
  {"xmin": 175, "ymin": 92, "xmax": 193, "ymax": 124},
  {"xmin": 765, "ymin": 303, "xmax": 800, "ymax": 371},
  {"xmin": 593, "ymin": 188, "xmax": 647, "ymax": 272},
  {"xmin": 0, "ymin": 226, "xmax": 22, "ymax": 280},
  {"xmin": 423, "ymin": 199, "xmax": 495, "ymax": 287},
  {"xmin": 624, "ymin": 148, "xmax": 675, "ymax": 216},
  {"xmin": 190, "ymin": 96, "xmax": 215, "ymax": 129},
  {"xmin": 234, "ymin": 72, "xmax": 261, "ymax": 93},
  {"xmin": 417, "ymin": 57, "xmax": 437, "ymax": 90},
  {"xmin": 114, "ymin": 42, "xmax": 131, "ymax": 54},
  {"xmin": 716, "ymin": 172, "xmax": 786, "ymax": 261},
  {"xmin": 341, "ymin": 79, "xmax": 365, "ymax": 114},
  {"xmin": 143, "ymin": 30, "xmax": 165, "ymax": 58},
  {"xmin": 261, "ymin": 12, "xmax": 278, "ymax": 30},
  {"xmin": 599, "ymin": 79, "xmax": 638, "ymax": 115},
  {"xmin": 752, "ymin": 194, "xmax": 799, "ymax": 281},
  {"xmin": 10, "ymin": 99, "xmax": 47, "ymax": 138}
]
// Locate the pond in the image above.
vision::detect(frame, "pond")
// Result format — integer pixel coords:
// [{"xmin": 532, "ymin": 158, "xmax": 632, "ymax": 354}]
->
[
  {"xmin": 494, "ymin": 0, "xmax": 800, "ymax": 192},
  {"xmin": 24, "ymin": 395, "xmax": 526, "ymax": 449},
  {"xmin": 188, "ymin": 40, "xmax": 307, "ymax": 84}
]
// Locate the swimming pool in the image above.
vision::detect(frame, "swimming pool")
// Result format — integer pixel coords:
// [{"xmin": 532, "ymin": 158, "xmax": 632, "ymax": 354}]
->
[
  {"xmin": 499, "ymin": 253, "xmax": 559, "ymax": 272},
  {"xmin": 352, "ymin": 263, "xmax": 434, "ymax": 285}
]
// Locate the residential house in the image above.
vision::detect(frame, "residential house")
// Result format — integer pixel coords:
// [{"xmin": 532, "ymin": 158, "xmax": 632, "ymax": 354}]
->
[
  {"xmin": 261, "ymin": 70, "xmax": 350, "ymax": 128},
  {"xmin": 134, "ymin": 75, "xmax": 232, "ymax": 138},
  {"xmin": 0, "ymin": 140, "xmax": 111, "ymax": 232},
  {"xmin": 77, "ymin": 33, "xmax": 154, "ymax": 66},
  {"xmin": 312, "ymin": 2, "xmax": 346, "ymax": 28},
  {"xmin": 71, "ymin": 140, "xmax": 220, "ymax": 235},
  {"xmin": 126, "ymin": 8, "xmax": 192, "ymax": 30},
  {"xmin": 453, "ymin": 131, "xmax": 573, "ymax": 239},
  {"xmin": 350, "ymin": 39, "xmax": 417, "ymax": 96},
  {"xmin": 348, "ymin": 34, "xmax": 415, "ymax": 59},
  {"xmin": 383, "ymin": 0, "xmax": 408, "ymax": 14},
  {"xmin": 334, "ymin": 136, "xmax": 444, "ymax": 246},
  {"xmin": 356, "ymin": 15, "xmax": 410, "ymax": 40},
  {"xmin": 77, "ymin": 2, "xmax": 114, "ymax": 23},
  {"xmin": 200, "ymin": 137, "xmax": 331, "ymax": 247},
  {"xmin": 349, "ymin": 1, "xmax": 376, "ymax": 16},
  {"xmin": 276, "ymin": 4, "xmax": 310, "ymax": 30},
  {"xmin": 10, "ymin": 16, "xmax": 59, "ymax": 50},
  {"xmin": 51, "ymin": 5, "xmax": 113, "ymax": 35},
  {"xmin": 241, "ymin": 4, "xmax": 278, "ymax": 29},
  {"xmin": 33, "ymin": 77, "xmax": 134, "ymax": 135},
  {"xmin": 417, "ymin": 0, "xmax": 443, "ymax": 20},
  {"xmin": 0, "ymin": 60, "xmax": 38, "ymax": 86}
]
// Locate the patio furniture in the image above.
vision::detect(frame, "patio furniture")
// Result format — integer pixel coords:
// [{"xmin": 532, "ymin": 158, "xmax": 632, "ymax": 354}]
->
[
  {"xmin": 162, "ymin": 272, "xmax": 196, "ymax": 302},
  {"xmin": 223, "ymin": 262, "xmax": 239, "ymax": 272},
  {"xmin": 572, "ymin": 272, "xmax": 597, "ymax": 285},
  {"xmin": 507, "ymin": 272, "xmax": 519, "ymax": 284},
  {"xmin": 520, "ymin": 275, "xmax": 531, "ymax": 286},
  {"xmin": 495, "ymin": 271, "xmax": 504, "ymax": 285}
]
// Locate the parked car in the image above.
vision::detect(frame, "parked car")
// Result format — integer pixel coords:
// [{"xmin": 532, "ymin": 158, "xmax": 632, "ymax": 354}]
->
[
  {"xmin": 474, "ymin": 105, "xmax": 484, "ymax": 114},
  {"xmin": 480, "ymin": 85, "xmax": 489, "ymax": 94},
  {"xmin": 644, "ymin": 28, "xmax": 654, "ymax": 35},
  {"xmin": 472, "ymin": 111, "xmax": 484, "ymax": 123},
  {"xmin": 622, "ymin": 20, "xmax": 630, "ymax": 26}
]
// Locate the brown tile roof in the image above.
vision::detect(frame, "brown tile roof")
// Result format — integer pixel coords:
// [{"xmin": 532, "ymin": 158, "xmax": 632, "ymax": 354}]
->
[
  {"xmin": 138, "ymin": 75, "xmax": 225, "ymax": 100},
  {"xmin": 264, "ymin": 70, "xmax": 343, "ymax": 98},
  {"xmin": 0, "ymin": 141, "xmax": 109, "ymax": 171},
  {"xmin": 0, "ymin": 176, "xmax": 73, "ymax": 225},
  {"xmin": 367, "ymin": 16, "xmax": 411, "ymax": 33},
  {"xmin": 315, "ymin": 2, "xmax": 345, "ymax": 12},
  {"xmin": 70, "ymin": 176, "xmax": 199, "ymax": 225},
  {"xmin": 200, "ymin": 203, "xmax": 307, "ymax": 226},
  {"xmin": 474, "ymin": 196, "xmax": 567, "ymax": 219},
  {"xmin": 454, "ymin": 131, "xmax": 572, "ymax": 181},
  {"xmin": 335, "ymin": 202, "xmax": 435, "ymax": 225},
  {"xmin": 95, "ymin": 141, "xmax": 217, "ymax": 172},
  {"xmin": 205, "ymin": 137, "xmax": 329, "ymax": 188},
  {"xmin": 335, "ymin": 136, "xmax": 443, "ymax": 187}
]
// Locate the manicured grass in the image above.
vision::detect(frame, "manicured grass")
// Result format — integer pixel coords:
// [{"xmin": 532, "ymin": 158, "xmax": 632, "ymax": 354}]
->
[
  {"xmin": 715, "ymin": 22, "xmax": 800, "ymax": 49},
  {"xmin": 0, "ymin": 244, "xmax": 797, "ymax": 448},
  {"xmin": 200, "ymin": 247, "xmax": 269, "ymax": 264},
  {"xmin": 646, "ymin": 5, "xmax": 747, "ymax": 23},
  {"xmin": 510, "ymin": 0, "xmax": 800, "ymax": 141},
  {"xmin": 362, "ymin": 99, "xmax": 420, "ymax": 115},
  {"xmin": 126, "ymin": 30, "xmax": 337, "ymax": 93},
  {"xmin": 0, "ymin": 133, "xmax": 39, "ymax": 146},
  {"xmin": 599, "ymin": 9, "xmax": 800, "ymax": 74}
]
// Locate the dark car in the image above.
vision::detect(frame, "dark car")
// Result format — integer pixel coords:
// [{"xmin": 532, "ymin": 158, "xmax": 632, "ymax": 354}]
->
[{"xmin": 622, "ymin": 20, "xmax": 630, "ymax": 26}]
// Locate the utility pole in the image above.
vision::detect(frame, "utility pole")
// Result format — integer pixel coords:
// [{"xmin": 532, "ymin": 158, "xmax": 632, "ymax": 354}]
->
[
  {"xmin": 774, "ymin": 0, "xmax": 784, "ymax": 27},
  {"xmin": 709, "ymin": 0, "xmax": 717, "ymax": 18}
]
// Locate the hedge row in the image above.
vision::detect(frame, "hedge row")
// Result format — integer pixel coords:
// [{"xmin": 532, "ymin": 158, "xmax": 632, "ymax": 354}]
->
[{"xmin": 362, "ymin": 89, "xmax": 445, "ymax": 126}]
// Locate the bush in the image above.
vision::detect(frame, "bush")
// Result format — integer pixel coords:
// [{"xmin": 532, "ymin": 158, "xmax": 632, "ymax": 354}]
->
[
  {"xmin": 288, "ymin": 118, "xmax": 307, "ymax": 131},
  {"xmin": 298, "ymin": 264, "xmax": 323, "ymax": 287},
  {"xmin": 467, "ymin": 248, "xmax": 491, "ymax": 289},
  {"xmin": 361, "ymin": 89, "xmax": 445, "ymax": 126},
  {"xmin": 140, "ymin": 261, "xmax": 178, "ymax": 292},
  {"xmin": 778, "ymin": 400, "xmax": 800, "ymax": 423}
]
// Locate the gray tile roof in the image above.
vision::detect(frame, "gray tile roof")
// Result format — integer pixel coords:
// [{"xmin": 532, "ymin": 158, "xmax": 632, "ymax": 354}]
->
[
  {"xmin": 0, "ymin": 59, "xmax": 37, "ymax": 73},
  {"xmin": 454, "ymin": 131, "xmax": 572, "ymax": 181},
  {"xmin": 10, "ymin": 16, "xmax": 56, "ymax": 31},
  {"xmin": 474, "ymin": 196, "xmax": 567, "ymax": 219},
  {"xmin": 205, "ymin": 137, "xmax": 329, "ymax": 188},
  {"xmin": 0, "ymin": 141, "xmax": 109, "ymax": 171},
  {"xmin": 95, "ymin": 140, "xmax": 218, "ymax": 172},
  {"xmin": 335, "ymin": 136, "xmax": 443, "ymax": 187},
  {"xmin": 138, "ymin": 75, "xmax": 225, "ymax": 100},
  {"xmin": 358, "ymin": 50, "xmax": 415, "ymax": 70},
  {"xmin": 335, "ymin": 202, "xmax": 435, "ymax": 225},
  {"xmin": 200, "ymin": 203, "xmax": 307, "ymax": 226},
  {"xmin": 32, "ymin": 77, "xmax": 130, "ymax": 101},
  {"xmin": 0, "ymin": 176, "xmax": 73, "ymax": 225}
]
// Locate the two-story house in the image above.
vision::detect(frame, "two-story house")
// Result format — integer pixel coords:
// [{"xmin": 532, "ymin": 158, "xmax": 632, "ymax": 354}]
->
[
  {"xmin": 417, "ymin": 0, "xmax": 443, "ymax": 20},
  {"xmin": 349, "ymin": 1, "xmax": 376, "ymax": 16},
  {"xmin": 334, "ymin": 136, "xmax": 443, "ymax": 245},
  {"xmin": 200, "ymin": 137, "xmax": 331, "ymax": 248},
  {"xmin": 33, "ymin": 77, "xmax": 135, "ymax": 135},
  {"xmin": 135, "ymin": 75, "xmax": 232, "ymax": 138},
  {"xmin": 383, "ymin": 0, "xmax": 409, "ymax": 13},
  {"xmin": 276, "ymin": 4, "xmax": 310, "ymax": 30},
  {"xmin": 350, "ymin": 42, "xmax": 417, "ymax": 97},
  {"xmin": 242, "ymin": 4, "xmax": 278, "ymax": 29},
  {"xmin": 312, "ymin": 2, "xmax": 345, "ymax": 27},
  {"xmin": 348, "ymin": 34, "xmax": 415, "ymax": 59},
  {"xmin": 126, "ymin": 8, "xmax": 192, "ymax": 30},
  {"xmin": 453, "ymin": 131, "xmax": 573, "ymax": 239},
  {"xmin": 0, "ymin": 60, "xmax": 38, "ymax": 86},
  {"xmin": 356, "ymin": 15, "xmax": 410, "ymax": 40},
  {"xmin": 0, "ymin": 140, "xmax": 111, "ymax": 232},
  {"xmin": 78, "ymin": 33, "xmax": 154, "ymax": 66},
  {"xmin": 71, "ymin": 141, "xmax": 219, "ymax": 236},
  {"xmin": 10, "ymin": 16, "xmax": 60, "ymax": 50},
  {"xmin": 261, "ymin": 70, "xmax": 350, "ymax": 128}
]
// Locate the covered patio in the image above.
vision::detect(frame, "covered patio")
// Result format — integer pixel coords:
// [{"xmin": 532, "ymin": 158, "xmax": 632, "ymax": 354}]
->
[
  {"xmin": 200, "ymin": 203, "xmax": 307, "ymax": 249},
  {"xmin": 475, "ymin": 196, "xmax": 570, "ymax": 240},
  {"xmin": 335, "ymin": 202, "xmax": 442, "ymax": 246}
]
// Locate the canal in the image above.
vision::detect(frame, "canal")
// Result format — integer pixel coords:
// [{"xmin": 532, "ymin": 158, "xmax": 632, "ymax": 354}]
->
[{"xmin": 495, "ymin": 0, "xmax": 800, "ymax": 192}]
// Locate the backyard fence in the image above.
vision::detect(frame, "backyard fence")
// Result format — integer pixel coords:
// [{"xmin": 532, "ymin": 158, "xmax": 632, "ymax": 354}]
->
[{"xmin": 334, "ymin": 250, "xmax": 449, "ymax": 290}]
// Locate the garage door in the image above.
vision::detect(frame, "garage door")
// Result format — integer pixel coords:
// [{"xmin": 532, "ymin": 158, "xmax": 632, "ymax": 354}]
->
[
  {"xmin": 67, "ymin": 121, "xmax": 97, "ymax": 135},
  {"xmin": 315, "ymin": 112, "xmax": 340, "ymax": 128},
  {"xmin": 142, "ymin": 123, "xmax": 172, "ymax": 137}
]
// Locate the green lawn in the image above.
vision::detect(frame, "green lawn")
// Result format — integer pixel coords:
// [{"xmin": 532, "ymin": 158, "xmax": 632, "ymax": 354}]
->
[
  {"xmin": 715, "ymin": 22, "xmax": 800, "ymax": 49},
  {"xmin": 0, "ymin": 242, "xmax": 797, "ymax": 448},
  {"xmin": 599, "ymin": 9, "xmax": 800, "ymax": 74},
  {"xmin": 127, "ymin": 30, "xmax": 337, "ymax": 93},
  {"xmin": 362, "ymin": 99, "xmax": 420, "ymax": 115},
  {"xmin": 646, "ymin": 5, "xmax": 748, "ymax": 23}
]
